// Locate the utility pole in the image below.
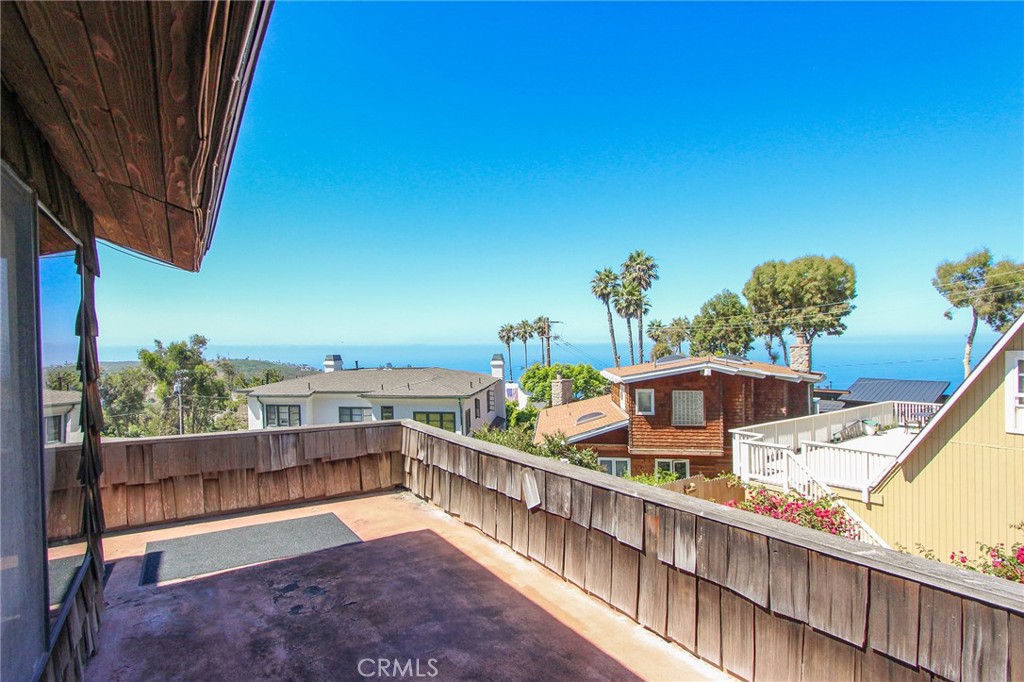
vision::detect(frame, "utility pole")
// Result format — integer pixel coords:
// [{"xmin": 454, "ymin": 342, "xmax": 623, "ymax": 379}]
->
[{"xmin": 173, "ymin": 371, "xmax": 185, "ymax": 435}]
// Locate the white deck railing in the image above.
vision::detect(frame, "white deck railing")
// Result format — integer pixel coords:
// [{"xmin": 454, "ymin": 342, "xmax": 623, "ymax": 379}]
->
[
  {"xmin": 732, "ymin": 400, "xmax": 941, "ymax": 547},
  {"xmin": 801, "ymin": 441, "xmax": 898, "ymax": 498}
]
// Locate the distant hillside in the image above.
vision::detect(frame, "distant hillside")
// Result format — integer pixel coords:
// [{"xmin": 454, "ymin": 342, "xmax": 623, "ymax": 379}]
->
[
  {"xmin": 93, "ymin": 358, "xmax": 319, "ymax": 380},
  {"xmin": 223, "ymin": 358, "xmax": 320, "ymax": 380}
]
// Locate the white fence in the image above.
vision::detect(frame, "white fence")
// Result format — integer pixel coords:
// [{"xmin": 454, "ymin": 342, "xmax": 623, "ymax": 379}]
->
[{"xmin": 731, "ymin": 400, "xmax": 942, "ymax": 547}]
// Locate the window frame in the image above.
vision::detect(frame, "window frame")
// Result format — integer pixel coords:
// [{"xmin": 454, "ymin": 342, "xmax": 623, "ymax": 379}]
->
[
  {"xmin": 475, "ymin": 398, "xmax": 481, "ymax": 419},
  {"xmin": 655, "ymin": 458, "xmax": 690, "ymax": 479},
  {"xmin": 597, "ymin": 457, "xmax": 631, "ymax": 478},
  {"xmin": 1007, "ymin": 351, "xmax": 1024, "ymax": 435},
  {"xmin": 339, "ymin": 406, "xmax": 371, "ymax": 423},
  {"xmin": 635, "ymin": 388, "xmax": 655, "ymax": 416},
  {"xmin": 412, "ymin": 411, "xmax": 457, "ymax": 432},
  {"xmin": 266, "ymin": 404, "xmax": 300, "ymax": 428},
  {"xmin": 45, "ymin": 414, "xmax": 64, "ymax": 444},
  {"xmin": 380, "ymin": 405, "xmax": 394, "ymax": 420},
  {"xmin": 487, "ymin": 389, "xmax": 495, "ymax": 412},
  {"xmin": 671, "ymin": 390, "xmax": 705, "ymax": 427}
]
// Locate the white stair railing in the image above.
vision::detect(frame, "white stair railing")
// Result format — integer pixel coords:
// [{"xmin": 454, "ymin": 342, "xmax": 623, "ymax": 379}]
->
[{"xmin": 735, "ymin": 431, "xmax": 889, "ymax": 548}]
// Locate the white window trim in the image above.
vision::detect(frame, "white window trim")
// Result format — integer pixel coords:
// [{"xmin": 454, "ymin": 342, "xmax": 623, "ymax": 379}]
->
[
  {"xmin": 671, "ymin": 390, "xmax": 705, "ymax": 427},
  {"xmin": 655, "ymin": 458, "xmax": 690, "ymax": 479},
  {"xmin": 1007, "ymin": 351, "xmax": 1024, "ymax": 435},
  {"xmin": 598, "ymin": 457, "xmax": 631, "ymax": 478},
  {"xmin": 635, "ymin": 388, "xmax": 655, "ymax": 416}
]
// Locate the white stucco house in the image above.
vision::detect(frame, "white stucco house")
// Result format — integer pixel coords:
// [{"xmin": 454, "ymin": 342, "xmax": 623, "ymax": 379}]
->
[
  {"xmin": 42, "ymin": 389, "xmax": 83, "ymax": 445},
  {"xmin": 244, "ymin": 356, "xmax": 506, "ymax": 436}
]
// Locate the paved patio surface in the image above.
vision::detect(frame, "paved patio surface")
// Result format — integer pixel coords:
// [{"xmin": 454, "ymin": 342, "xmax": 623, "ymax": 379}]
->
[
  {"xmin": 840, "ymin": 428, "xmax": 918, "ymax": 457},
  {"xmin": 87, "ymin": 491, "xmax": 728, "ymax": 682}
]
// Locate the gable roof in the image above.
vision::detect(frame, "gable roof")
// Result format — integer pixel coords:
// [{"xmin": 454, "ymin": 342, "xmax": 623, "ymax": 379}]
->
[
  {"xmin": 534, "ymin": 394, "xmax": 628, "ymax": 445},
  {"xmin": 869, "ymin": 314, "xmax": 1024, "ymax": 491},
  {"xmin": 43, "ymin": 389, "xmax": 81, "ymax": 408},
  {"xmin": 245, "ymin": 367, "xmax": 501, "ymax": 399},
  {"xmin": 844, "ymin": 378, "xmax": 950, "ymax": 405},
  {"xmin": 602, "ymin": 355, "xmax": 822, "ymax": 384}
]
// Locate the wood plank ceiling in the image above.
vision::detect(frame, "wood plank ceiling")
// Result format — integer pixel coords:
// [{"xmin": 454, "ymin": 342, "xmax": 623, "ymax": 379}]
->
[{"xmin": 1, "ymin": 1, "xmax": 272, "ymax": 271}]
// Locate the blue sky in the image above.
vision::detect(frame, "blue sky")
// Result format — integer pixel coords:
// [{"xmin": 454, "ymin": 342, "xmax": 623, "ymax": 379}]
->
[{"xmin": 92, "ymin": 1, "xmax": 1022, "ymax": 354}]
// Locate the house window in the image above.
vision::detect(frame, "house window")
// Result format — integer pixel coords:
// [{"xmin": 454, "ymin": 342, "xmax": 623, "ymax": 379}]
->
[
  {"xmin": 475, "ymin": 398, "xmax": 481, "ymax": 419},
  {"xmin": 339, "ymin": 407, "xmax": 372, "ymax": 423},
  {"xmin": 413, "ymin": 411, "xmax": 456, "ymax": 432},
  {"xmin": 598, "ymin": 457, "xmax": 631, "ymax": 477},
  {"xmin": 672, "ymin": 390, "xmax": 705, "ymax": 426},
  {"xmin": 380, "ymin": 406, "xmax": 394, "ymax": 420},
  {"xmin": 266, "ymin": 405, "xmax": 300, "ymax": 427},
  {"xmin": 635, "ymin": 388, "xmax": 655, "ymax": 415},
  {"xmin": 45, "ymin": 415, "xmax": 64, "ymax": 444},
  {"xmin": 487, "ymin": 389, "xmax": 495, "ymax": 412},
  {"xmin": 1008, "ymin": 351, "xmax": 1024, "ymax": 434},
  {"xmin": 656, "ymin": 459, "xmax": 690, "ymax": 479}
]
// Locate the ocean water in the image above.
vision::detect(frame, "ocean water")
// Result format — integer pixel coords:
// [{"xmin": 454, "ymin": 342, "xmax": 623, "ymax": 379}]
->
[{"xmin": 94, "ymin": 331, "xmax": 1002, "ymax": 393}]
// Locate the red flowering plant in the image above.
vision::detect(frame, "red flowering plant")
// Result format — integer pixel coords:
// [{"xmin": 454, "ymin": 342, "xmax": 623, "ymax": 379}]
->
[
  {"xmin": 725, "ymin": 485, "xmax": 859, "ymax": 540},
  {"xmin": 945, "ymin": 522, "xmax": 1024, "ymax": 584}
]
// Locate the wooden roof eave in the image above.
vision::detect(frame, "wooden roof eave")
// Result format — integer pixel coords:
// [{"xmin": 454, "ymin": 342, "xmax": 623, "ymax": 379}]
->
[{"xmin": 0, "ymin": 1, "xmax": 274, "ymax": 272}]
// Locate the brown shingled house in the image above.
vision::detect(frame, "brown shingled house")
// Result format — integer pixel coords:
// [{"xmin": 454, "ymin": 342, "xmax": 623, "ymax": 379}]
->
[{"xmin": 535, "ymin": 354, "xmax": 822, "ymax": 478}]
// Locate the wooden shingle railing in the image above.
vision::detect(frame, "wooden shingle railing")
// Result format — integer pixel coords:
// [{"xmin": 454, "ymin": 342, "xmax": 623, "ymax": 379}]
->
[
  {"xmin": 401, "ymin": 421, "xmax": 1021, "ymax": 682},
  {"xmin": 66, "ymin": 421, "xmax": 1022, "ymax": 682}
]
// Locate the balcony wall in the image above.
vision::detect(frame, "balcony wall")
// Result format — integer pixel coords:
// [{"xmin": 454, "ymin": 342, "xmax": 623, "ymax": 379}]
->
[{"xmin": 66, "ymin": 422, "xmax": 1022, "ymax": 681}]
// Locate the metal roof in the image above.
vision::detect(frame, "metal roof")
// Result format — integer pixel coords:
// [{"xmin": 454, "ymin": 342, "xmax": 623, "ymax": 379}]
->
[
  {"xmin": 843, "ymin": 378, "xmax": 950, "ymax": 405},
  {"xmin": 816, "ymin": 399, "xmax": 848, "ymax": 413}
]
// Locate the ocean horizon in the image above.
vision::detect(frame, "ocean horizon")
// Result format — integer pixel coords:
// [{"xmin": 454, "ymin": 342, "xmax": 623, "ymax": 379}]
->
[{"xmin": 86, "ymin": 330, "xmax": 1003, "ymax": 394}]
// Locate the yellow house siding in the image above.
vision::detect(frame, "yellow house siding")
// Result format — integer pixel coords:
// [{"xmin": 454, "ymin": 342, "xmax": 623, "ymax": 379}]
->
[{"xmin": 847, "ymin": 330, "xmax": 1024, "ymax": 556}]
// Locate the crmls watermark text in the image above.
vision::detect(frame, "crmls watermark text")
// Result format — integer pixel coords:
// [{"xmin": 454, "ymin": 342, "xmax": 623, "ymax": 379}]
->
[{"xmin": 357, "ymin": 658, "xmax": 439, "ymax": 678}]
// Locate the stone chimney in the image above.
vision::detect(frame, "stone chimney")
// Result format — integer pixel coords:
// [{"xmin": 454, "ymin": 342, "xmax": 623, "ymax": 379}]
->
[
  {"xmin": 490, "ymin": 353, "xmax": 506, "ymax": 382},
  {"xmin": 789, "ymin": 334, "xmax": 811, "ymax": 374},
  {"xmin": 324, "ymin": 354, "xmax": 343, "ymax": 373},
  {"xmin": 551, "ymin": 372, "xmax": 573, "ymax": 407}
]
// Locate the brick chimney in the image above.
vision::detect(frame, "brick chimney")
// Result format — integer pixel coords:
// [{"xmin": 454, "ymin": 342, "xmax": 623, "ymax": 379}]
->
[
  {"xmin": 490, "ymin": 353, "xmax": 506, "ymax": 382},
  {"xmin": 551, "ymin": 372, "xmax": 573, "ymax": 407},
  {"xmin": 324, "ymin": 354, "xmax": 342, "ymax": 372},
  {"xmin": 789, "ymin": 334, "xmax": 811, "ymax": 373}
]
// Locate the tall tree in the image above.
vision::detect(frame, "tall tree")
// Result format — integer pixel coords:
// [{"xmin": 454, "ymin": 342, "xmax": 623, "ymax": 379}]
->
[
  {"xmin": 497, "ymin": 324, "xmax": 516, "ymax": 381},
  {"xmin": 743, "ymin": 260, "xmax": 790, "ymax": 365},
  {"xmin": 778, "ymin": 255, "xmax": 857, "ymax": 370},
  {"xmin": 514, "ymin": 320, "xmax": 535, "ymax": 375},
  {"xmin": 138, "ymin": 335, "xmax": 232, "ymax": 434},
  {"xmin": 533, "ymin": 316, "xmax": 552, "ymax": 366},
  {"xmin": 621, "ymin": 250, "xmax": 659, "ymax": 362},
  {"xmin": 933, "ymin": 248, "xmax": 1024, "ymax": 378},
  {"xmin": 591, "ymin": 268, "xmax": 621, "ymax": 367},
  {"xmin": 613, "ymin": 281, "xmax": 643, "ymax": 365},
  {"xmin": 45, "ymin": 364, "xmax": 82, "ymax": 392},
  {"xmin": 667, "ymin": 316, "xmax": 690, "ymax": 354},
  {"xmin": 99, "ymin": 367, "xmax": 153, "ymax": 437},
  {"xmin": 646, "ymin": 319, "xmax": 673, "ymax": 361},
  {"xmin": 688, "ymin": 290, "xmax": 755, "ymax": 357}
]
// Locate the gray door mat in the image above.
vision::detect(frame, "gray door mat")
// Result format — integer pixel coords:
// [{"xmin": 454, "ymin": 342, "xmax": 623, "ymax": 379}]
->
[{"xmin": 140, "ymin": 513, "xmax": 360, "ymax": 585}]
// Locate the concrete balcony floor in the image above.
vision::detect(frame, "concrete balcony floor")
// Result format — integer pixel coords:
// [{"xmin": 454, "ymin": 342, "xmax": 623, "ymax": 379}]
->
[{"xmin": 87, "ymin": 491, "xmax": 728, "ymax": 681}]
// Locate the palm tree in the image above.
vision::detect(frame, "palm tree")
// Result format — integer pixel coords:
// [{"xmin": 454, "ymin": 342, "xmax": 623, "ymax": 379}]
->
[
  {"xmin": 646, "ymin": 319, "xmax": 665, "ymax": 346},
  {"xmin": 497, "ymin": 324, "xmax": 516, "ymax": 381},
  {"xmin": 621, "ymin": 250, "xmax": 659, "ymax": 363},
  {"xmin": 533, "ymin": 316, "xmax": 553, "ymax": 367},
  {"xmin": 514, "ymin": 320, "xmax": 534, "ymax": 376},
  {"xmin": 667, "ymin": 316, "xmax": 689, "ymax": 354},
  {"xmin": 614, "ymin": 281, "xmax": 642, "ymax": 365},
  {"xmin": 591, "ymin": 268, "xmax": 621, "ymax": 367}
]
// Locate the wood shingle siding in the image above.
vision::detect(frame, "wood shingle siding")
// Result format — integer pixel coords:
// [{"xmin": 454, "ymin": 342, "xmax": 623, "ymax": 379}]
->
[{"xmin": 53, "ymin": 421, "xmax": 1022, "ymax": 682}]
